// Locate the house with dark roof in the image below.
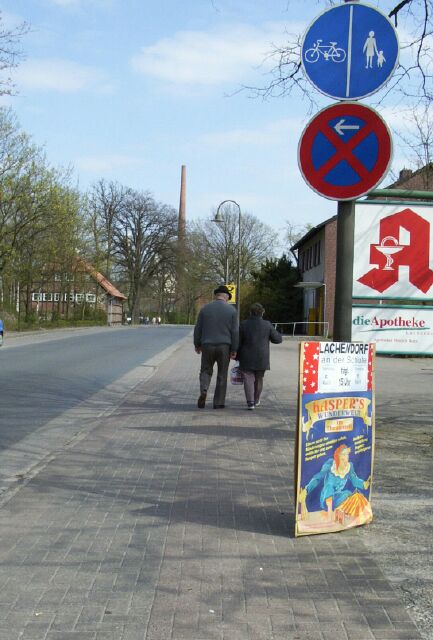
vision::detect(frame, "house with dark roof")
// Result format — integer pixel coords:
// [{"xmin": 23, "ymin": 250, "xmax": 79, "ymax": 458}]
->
[{"xmin": 385, "ymin": 164, "xmax": 433, "ymax": 194}]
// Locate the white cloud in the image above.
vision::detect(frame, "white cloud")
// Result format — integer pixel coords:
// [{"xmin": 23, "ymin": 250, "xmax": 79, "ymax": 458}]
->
[
  {"xmin": 199, "ymin": 118, "xmax": 304, "ymax": 149},
  {"xmin": 131, "ymin": 22, "xmax": 294, "ymax": 88},
  {"xmin": 76, "ymin": 154, "xmax": 143, "ymax": 174},
  {"xmin": 15, "ymin": 58, "xmax": 112, "ymax": 93}
]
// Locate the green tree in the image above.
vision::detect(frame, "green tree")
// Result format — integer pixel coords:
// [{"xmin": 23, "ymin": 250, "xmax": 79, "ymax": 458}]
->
[
  {"xmin": 244, "ymin": 254, "xmax": 302, "ymax": 326},
  {"xmin": 7, "ymin": 172, "xmax": 83, "ymax": 322}
]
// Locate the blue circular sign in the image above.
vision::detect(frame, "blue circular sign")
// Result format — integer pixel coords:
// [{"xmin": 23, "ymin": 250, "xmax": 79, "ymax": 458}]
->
[{"xmin": 301, "ymin": 2, "xmax": 399, "ymax": 100}]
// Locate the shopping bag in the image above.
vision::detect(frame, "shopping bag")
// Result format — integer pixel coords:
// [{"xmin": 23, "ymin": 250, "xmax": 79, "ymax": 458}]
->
[{"xmin": 230, "ymin": 365, "xmax": 244, "ymax": 385}]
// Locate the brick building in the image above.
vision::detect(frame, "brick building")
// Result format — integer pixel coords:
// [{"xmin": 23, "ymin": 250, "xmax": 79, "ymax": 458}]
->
[
  {"xmin": 385, "ymin": 164, "xmax": 433, "ymax": 193},
  {"xmin": 291, "ymin": 216, "xmax": 337, "ymax": 336},
  {"xmin": 30, "ymin": 258, "xmax": 127, "ymax": 326}
]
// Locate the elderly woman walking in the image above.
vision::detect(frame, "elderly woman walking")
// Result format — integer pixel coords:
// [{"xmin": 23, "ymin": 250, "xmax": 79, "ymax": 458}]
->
[{"xmin": 237, "ymin": 302, "xmax": 282, "ymax": 410}]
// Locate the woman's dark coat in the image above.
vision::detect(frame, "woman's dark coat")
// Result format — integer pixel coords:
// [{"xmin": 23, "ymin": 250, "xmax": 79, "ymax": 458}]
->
[{"xmin": 237, "ymin": 316, "xmax": 282, "ymax": 371}]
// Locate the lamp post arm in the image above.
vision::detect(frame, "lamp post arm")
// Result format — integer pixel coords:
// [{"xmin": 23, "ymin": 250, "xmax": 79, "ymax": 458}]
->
[
  {"xmin": 237, "ymin": 206, "xmax": 241, "ymax": 321},
  {"xmin": 214, "ymin": 199, "xmax": 241, "ymax": 321}
]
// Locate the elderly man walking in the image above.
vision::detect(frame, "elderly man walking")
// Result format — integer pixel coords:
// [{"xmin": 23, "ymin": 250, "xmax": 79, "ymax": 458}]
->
[{"xmin": 194, "ymin": 285, "xmax": 239, "ymax": 409}]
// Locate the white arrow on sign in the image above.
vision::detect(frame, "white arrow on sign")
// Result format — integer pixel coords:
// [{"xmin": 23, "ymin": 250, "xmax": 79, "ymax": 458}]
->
[{"xmin": 334, "ymin": 119, "xmax": 360, "ymax": 136}]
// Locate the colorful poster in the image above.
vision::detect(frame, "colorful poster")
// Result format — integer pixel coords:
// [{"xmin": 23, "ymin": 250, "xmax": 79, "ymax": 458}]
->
[{"xmin": 295, "ymin": 341, "xmax": 375, "ymax": 537}]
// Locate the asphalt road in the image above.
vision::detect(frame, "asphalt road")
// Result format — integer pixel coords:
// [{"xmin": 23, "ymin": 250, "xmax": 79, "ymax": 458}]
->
[{"xmin": 0, "ymin": 325, "xmax": 191, "ymax": 452}]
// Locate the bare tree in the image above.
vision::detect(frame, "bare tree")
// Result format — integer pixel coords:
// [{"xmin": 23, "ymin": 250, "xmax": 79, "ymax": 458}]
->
[
  {"xmin": 190, "ymin": 204, "xmax": 279, "ymax": 284},
  {"xmin": 396, "ymin": 103, "xmax": 433, "ymax": 172},
  {"xmin": 112, "ymin": 190, "xmax": 178, "ymax": 323},
  {"xmin": 284, "ymin": 220, "xmax": 313, "ymax": 264},
  {"xmin": 87, "ymin": 179, "xmax": 127, "ymax": 278},
  {"xmin": 0, "ymin": 11, "xmax": 29, "ymax": 96},
  {"xmin": 241, "ymin": 1, "xmax": 433, "ymax": 108}
]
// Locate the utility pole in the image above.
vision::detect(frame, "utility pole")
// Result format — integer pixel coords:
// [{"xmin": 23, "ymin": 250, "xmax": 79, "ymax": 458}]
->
[
  {"xmin": 333, "ymin": 201, "xmax": 355, "ymax": 341},
  {"xmin": 176, "ymin": 165, "xmax": 186, "ymax": 316}
]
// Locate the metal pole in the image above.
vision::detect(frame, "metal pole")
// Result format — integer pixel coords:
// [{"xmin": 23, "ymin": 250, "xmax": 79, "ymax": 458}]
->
[
  {"xmin": 333, "ymin": 200, "xmax": 355, "ymax": 342},
  {"xmin": 322, "ymin": 283, "xmax": 327, "ymax": 337},
  {"xmin": 367, "ymin": 188, "xmax": 433, "ymax": 200},
  {"xmin": 237, "ymin": 206, "xmax": 241, "ymax": 320},
  {"xmin": 213, "ymin": 199, "xmax": 241, "ymax": 320}
]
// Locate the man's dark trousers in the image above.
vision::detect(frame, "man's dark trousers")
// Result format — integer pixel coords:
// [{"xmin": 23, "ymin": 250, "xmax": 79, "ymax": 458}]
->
[{"xmin": 200, "ymin": 343, "xmax": 230, "ymax": 407}]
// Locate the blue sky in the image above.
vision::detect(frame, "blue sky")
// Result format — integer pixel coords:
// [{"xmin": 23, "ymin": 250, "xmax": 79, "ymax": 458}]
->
[{"xmin": 0, "ymin": 0, "xmax": 420, "ymax": 245}]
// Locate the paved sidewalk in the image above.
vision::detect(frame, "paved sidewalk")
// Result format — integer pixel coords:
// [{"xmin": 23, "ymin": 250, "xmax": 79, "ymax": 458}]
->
[{"xmin": 0, "ymin": 337, "xmax": 422, "ymax": 640}]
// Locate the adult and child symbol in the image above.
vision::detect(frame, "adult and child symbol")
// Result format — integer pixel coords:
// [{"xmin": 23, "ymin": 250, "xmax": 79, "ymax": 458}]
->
[{"xmin": 193, "ymin": 285, "xmax": 282, "ymax": 410}]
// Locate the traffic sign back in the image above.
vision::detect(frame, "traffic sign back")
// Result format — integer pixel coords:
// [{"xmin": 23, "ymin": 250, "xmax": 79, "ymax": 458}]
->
[
  {"xmin": 298, "ymin": 102, "xmax": 392, "ymax": 201},
  {"xmin": 301, "ymin": 2, "xmax": 399, "ymax": 100}
]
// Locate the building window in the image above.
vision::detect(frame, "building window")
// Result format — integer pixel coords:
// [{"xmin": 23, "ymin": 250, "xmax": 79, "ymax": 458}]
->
[
  {"xmin": 86, "ymin": 293, "xmax": 96, "ymax": 303},
  {"xmin": 32, "ymin": 293, "xmax": 42, "ymax": 302},
  {"xmin": 43, "ymin": 293, "xmax": 53, "ymax": 302}
]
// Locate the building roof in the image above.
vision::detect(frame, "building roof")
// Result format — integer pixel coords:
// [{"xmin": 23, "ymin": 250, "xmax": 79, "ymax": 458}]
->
[
  {"xmin": 291, "ymin": 215, "xmax": 337, "ymax": 251},
  {"xmin": 76, "ymin": 258, "xmax": 127, "ymax": 300},
  {"xmin": 385, "ymin": 163, "xmax": 433, "ymax": 191}
]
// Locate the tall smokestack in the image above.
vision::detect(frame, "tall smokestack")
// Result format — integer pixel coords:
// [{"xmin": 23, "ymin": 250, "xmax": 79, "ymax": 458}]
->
[
  {"xmin": 176, "ymin": 166, "xmax": 186, "ymax": 314},
  {"xmin": 178, "ymin": 165, "xmax": 186, "ymax": 242}
]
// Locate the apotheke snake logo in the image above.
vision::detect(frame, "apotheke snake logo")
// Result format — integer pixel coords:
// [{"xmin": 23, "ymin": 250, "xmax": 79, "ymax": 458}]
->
[{"xmin": 357, "ymin": 208, "xmax": 433, "ymax": 294}]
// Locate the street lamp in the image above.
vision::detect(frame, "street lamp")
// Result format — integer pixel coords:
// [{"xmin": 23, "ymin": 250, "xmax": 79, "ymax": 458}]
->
[{"xmin": 213, "ymin": 200, "xmax": 241, "ymax": 320}]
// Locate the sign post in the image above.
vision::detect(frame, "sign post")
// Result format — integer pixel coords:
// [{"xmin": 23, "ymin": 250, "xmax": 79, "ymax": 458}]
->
[
  {"xmin": 292, "ymin": 0, "xmax": 400, "ymax": 537},
  {"xmin": 334, "ymin": 201, "xmax": 355, "ymax": 341},
  {"xmin": 298, "ymin": 1, "xmax": 399, "ymax": 343}
]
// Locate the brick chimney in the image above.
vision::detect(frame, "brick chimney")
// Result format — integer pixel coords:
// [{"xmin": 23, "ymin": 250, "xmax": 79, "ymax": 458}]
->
[{"xmin": 398, "ymin": 168, "xmax": 413, "ymax": 184}]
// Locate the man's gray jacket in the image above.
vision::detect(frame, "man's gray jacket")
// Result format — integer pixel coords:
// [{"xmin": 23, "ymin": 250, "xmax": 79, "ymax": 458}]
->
[{"xmin": 194, "ymin": 300, "xmax": 239, "ymax": 352}]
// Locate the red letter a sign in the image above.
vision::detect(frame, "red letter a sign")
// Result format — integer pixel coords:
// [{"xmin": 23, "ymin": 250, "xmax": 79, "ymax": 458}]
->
[{"xmin": 358, "ymin": 208, "xmax": 433, "ymax": 294}]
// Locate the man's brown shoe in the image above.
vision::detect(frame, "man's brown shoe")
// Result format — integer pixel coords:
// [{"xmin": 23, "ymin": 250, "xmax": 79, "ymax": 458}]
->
[{"xmin": 197, "ymin": 391, "xmax": 207, "ymax": 408}]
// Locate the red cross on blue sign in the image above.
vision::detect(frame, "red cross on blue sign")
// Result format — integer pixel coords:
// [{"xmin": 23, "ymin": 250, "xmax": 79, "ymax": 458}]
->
[{"xmin": 298, "ymin": 102, "xmax": 392, "ymax": 201}]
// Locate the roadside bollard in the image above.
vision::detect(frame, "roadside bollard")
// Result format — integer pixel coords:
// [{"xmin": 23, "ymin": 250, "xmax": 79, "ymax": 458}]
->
[{"xmin": 0, "ymin": 319, "xmax": 3, "ymax": 346}]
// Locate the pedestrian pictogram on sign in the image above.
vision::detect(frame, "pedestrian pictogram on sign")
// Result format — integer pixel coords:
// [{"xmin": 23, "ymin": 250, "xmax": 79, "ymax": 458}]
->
[
  {"xmin": 298, "ymin": 102, "xmax": 392, "ymax": 201},
  {"xmin": 301, "ymin": 2, "xmax": 399, "ymax": 101}
]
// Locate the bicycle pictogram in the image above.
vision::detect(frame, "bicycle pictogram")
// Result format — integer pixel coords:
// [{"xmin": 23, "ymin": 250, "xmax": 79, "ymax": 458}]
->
[{"xmin": 304, "ymin": 40, "xmax": 346, "ymax": 64}]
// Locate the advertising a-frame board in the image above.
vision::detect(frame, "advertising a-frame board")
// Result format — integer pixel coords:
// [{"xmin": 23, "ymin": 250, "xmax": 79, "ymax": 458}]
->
[{"xmin": 295, "ymin": 341, "xmax": 376, "ymax": 537}]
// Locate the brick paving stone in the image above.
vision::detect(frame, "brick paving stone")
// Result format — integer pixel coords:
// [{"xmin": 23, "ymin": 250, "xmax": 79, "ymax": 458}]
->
[
  {"xmin": 321, "ymin": 623, "xmax": 349, "ymax": 640},
  {"xmin": 0, "ymin": 338, "xmax": 423, "ymax": 640}
]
